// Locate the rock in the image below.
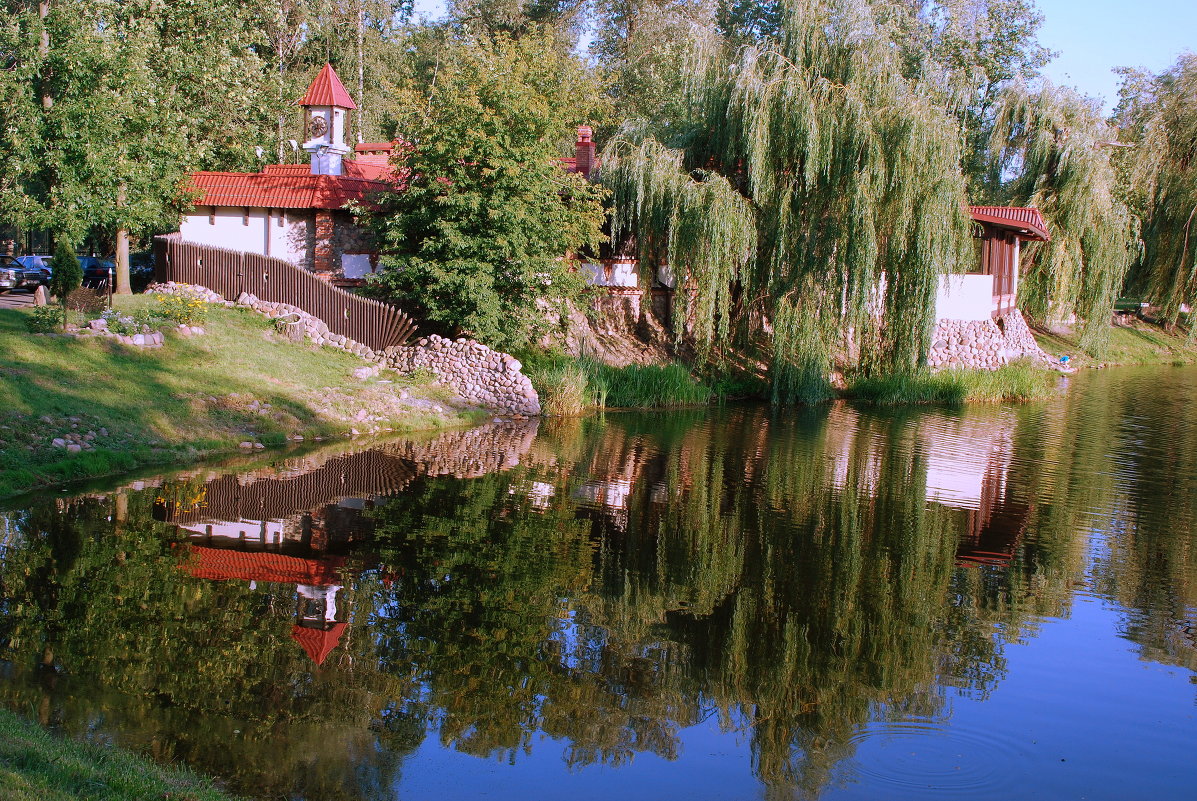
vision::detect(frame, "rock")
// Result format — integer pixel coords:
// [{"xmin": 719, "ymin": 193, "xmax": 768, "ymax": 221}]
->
[
  {"xmin": 52, "ymin": 438, "xmax": 67, "ymax": 448},
  {"xmin": 253, "ymin": 442, "xmax": 265, "ymax": 449},
  {"xmin": 89, "ymin": 318, "xmax": 108, "ymax": 331},
  {"xmin": 132, "ymin": 334, "xmax": 146, "ymax": 346},
  {"xmin": 352, "ymin": 366, "xmax": 374, "ymax": 380},
  {"xmin": 66, "ymin": 443, "xmax": 82, "ymax": 453},
  {"xmin": 238, "ymin": 441, "xmax": 254, "ymax": 449}
]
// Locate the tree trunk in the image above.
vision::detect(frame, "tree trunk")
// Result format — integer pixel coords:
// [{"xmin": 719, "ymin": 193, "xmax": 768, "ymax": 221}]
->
[
  {"xmin": 39, "ymin": 1, "xmax": 53, "ymax": 110},
  {"xmin": 115, "ymin": 183, "xmax": 131, "ymax": 294}
]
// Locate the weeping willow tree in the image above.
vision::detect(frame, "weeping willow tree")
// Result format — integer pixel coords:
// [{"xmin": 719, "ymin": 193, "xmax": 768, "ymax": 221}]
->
[
  {"xmin": 990, "ymin": 83, "xmax": 1139, "ymax": 354},
  {"xmin": 600, "ymin": 0, "xmax": 972, "ymax": 403},
  {"xmin": 1116, "ymin": 55, "xmax": 1197, "ymax": 329}
]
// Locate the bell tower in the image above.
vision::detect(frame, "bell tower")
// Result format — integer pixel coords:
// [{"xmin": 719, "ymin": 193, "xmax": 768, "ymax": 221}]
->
[{"xmin": 297, "ymin": 63, "xmax": 357, "ymax": 176}]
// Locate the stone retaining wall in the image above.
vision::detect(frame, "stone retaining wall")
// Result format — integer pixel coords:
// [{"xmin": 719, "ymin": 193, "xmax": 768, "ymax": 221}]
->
[
  {"xmin": 387, "ymin": 336, "xmax": 540, "ymax": 416},
  {"xmin": 928, "ymin": 310, "xmax": 1051, "ymax": 370},
  {"xmin": 148, "ymin": 282, "xmax": 540, "ymax": 415}
]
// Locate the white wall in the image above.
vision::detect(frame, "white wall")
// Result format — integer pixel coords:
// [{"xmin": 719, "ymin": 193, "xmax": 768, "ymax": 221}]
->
[
  {"xmin": 935, "ymin": 274, "xmax": 994, "ymax": 321},
  {"xmin": 580, "ymin": 260, "xmax": 639, "ymax": 288},
  {"xmin": 180, "ymin": 207, "xmax": 309, "ymax": 267}
]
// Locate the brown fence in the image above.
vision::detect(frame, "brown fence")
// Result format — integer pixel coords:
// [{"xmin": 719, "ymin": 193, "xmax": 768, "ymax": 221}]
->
[{"xmin": 153, "ymin": 234, "xmax": 417, "ymax": 350}]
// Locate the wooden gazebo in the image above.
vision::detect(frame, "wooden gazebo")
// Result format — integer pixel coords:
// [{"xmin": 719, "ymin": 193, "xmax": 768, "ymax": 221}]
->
[{"xmin": 968, "ymin": 206, "xmax": 1050, "ymax": 319}]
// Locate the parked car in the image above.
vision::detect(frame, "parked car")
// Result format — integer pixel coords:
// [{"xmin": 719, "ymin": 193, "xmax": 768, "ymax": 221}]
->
[
  {"xmin": 13, "ymin": 254, "xmax": 52, "ymax": 284},
  {"xmin": 0, "ymin": 255, "xmax": 48, "ymax": 293},
  {"xmin": 78, "ymin": 256, "xmax": 116, "ymax": 289}
]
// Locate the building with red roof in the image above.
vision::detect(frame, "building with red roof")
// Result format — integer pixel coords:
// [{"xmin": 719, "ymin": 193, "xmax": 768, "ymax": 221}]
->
[{"xmin": 178, "ymin": 63, "xmax": 400, "ymax": 285}]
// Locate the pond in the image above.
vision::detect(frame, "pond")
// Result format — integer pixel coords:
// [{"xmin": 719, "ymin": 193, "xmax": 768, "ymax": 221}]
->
[{"xmin": 0, "ymin": 367, "xmax": 1194, "ymax": 800}]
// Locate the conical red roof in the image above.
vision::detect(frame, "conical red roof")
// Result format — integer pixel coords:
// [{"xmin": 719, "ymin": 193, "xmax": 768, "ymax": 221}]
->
[
  {"xmin": 292, "ymin": 623, "xmax": 348, "ymax": 666},
  {"xmin": 297, "ymin": 63, "xmax": 357, "ymax": 109}
]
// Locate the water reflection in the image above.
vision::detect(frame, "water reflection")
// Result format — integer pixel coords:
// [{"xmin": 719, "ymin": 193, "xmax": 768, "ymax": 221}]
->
[{"xmin": 1, "ymin": 372, "xmax": 1196, "ymax": 800}]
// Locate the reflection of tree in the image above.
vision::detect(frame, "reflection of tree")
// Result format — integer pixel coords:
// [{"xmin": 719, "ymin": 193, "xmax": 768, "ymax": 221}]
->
[
  {"xmin": 0, "ymin": 491, "xmax": 419, "ymax": 801},
  {"xmin": 7, "ymin": 381, "xmax": 1182, "ymax": 800}
]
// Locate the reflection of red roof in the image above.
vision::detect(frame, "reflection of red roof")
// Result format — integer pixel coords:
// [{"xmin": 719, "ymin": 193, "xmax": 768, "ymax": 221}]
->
[
  {"xmin": 297, "ymin": 63, "xmax": 357, "ymax": 109},
  {"xmin": 188, "ymin": 169, "xmax": 390, "ymax": 210},
  {"xmin": 969, "ymin": 206, "xmax": 1050, "ymax": 242},
  {"xmin": 181, "ymin": 544, "xmax": 346, "ymax": 586},
  {"xmin": 291, "ymin": 623, "xmax": 348, "ymax": 665}
]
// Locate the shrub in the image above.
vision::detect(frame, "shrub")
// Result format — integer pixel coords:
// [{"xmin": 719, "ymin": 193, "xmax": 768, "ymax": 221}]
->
[
  {"xmin": 25, "ymin": 305, "xmax": 64, "ymax": 333},
  {"xmin": 48, "ymin": 242, "xmax": 82, "ymax": 302},
  {"xmin": 155, "ymin": 288, "xmax": 209, "ymax": 325}
]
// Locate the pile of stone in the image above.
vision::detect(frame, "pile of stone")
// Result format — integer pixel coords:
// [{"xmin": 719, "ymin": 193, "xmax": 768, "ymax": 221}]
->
[
  {"xmin": 146, "ymin": 283, "xmax": 230, "ymax": 306},
  {"xmin": 928, "ymin": 310, "xmax": 1052, "ymax": 370}
]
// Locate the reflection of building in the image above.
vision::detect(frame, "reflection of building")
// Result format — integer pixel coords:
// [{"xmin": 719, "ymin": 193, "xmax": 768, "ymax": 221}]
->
[{"xmin": 182, "ymin": 544, "xmax": 350, "ymax": 665}]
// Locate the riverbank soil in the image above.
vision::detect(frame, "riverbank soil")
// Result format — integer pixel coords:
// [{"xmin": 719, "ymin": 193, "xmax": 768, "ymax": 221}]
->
[
  {"xmin": 0, "ymin": 709, "xmax": 240, "ymax": 801},
  {"xmin": 0, "ymin": 296, "xmax": 474, "ymax": 497},
  {"xmin": 1033, "ymin": 317, "xmax": 1197, "ymax": 369}
]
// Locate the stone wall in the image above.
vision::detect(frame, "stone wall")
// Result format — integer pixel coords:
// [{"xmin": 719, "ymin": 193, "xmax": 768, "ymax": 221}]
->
[
  {"xmin": 387, "ymin": 335, "xmax": 541, "ymax": 416},
  {"xmin": 928, "ymin": 309, "xmax": 1051, "ymax": 370}
]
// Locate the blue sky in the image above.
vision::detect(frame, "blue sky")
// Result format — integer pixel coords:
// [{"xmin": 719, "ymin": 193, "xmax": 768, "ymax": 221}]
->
[
  {"xmin": 409, "ymin": 0, "xmax": 1195, "ymax": 111},
  {"xmin": 1036, "ymin": 0, "xmax": 1197, "ymax": 110}
]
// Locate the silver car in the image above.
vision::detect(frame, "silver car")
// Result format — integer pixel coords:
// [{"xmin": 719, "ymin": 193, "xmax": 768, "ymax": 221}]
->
[{"xmin": 0, "ymin": 255, "xmax": 42, "ymax": 292}]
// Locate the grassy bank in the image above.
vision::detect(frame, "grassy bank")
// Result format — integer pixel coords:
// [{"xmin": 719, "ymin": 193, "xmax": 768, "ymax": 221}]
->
[
  {"xmin": 846, "ymin": 361, "xmax": 1058, "ymax": 405},
  {"xmin": 0, "ymin": 296, "xmax": 472, "ymax": 497},
  {"xmin": 0, "ymin": 709, "xmax": 240, "ymax": 801},
  {"xmin": 520, "ymin": 351, "xmax": 715, "ymax": 414},
  {"xmin": 1034, "ymin": 317, "xmax": 1197, "ymax": 368}
]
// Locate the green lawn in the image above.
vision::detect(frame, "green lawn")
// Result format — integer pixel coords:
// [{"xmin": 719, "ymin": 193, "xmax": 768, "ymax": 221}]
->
[
  {"xmin": 0, "ymin": 709, "xmax": 240, "ymax": 801},
  {"xmin": 1034, "ymin": 319, "xmax": 1197, "ymax": 368},
  {"xmin": 0, "ymin": 296, "xmax": 465, "ymax": 496}
]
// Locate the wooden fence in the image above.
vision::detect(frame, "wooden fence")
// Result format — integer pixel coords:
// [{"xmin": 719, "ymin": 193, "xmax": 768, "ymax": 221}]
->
[{"xmin": 153, "ymin": 234, "xmax": 417, "ymax": 350}]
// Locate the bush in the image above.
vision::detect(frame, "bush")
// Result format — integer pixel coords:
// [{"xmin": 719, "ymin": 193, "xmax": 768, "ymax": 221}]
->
[
  {"xmin": 25, "ymin": 305, "xmax": 64, "ymax": 333},
  {"xmin": 48, "ymin": 242, "xmax": 82, "ymax": 301},
  {"xmin": 155, "ymin": 289, "xmax": 210, "ymax": 325}
]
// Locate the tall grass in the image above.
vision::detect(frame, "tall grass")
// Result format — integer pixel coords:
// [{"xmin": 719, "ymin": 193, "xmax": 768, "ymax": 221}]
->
[
  {"xmin": 519, "ymin": 350, "xmax": 713, "ymax": 414},
  {"xmin": 847, "ymin": 361, "xmax": 1057, "ymax": 405}
]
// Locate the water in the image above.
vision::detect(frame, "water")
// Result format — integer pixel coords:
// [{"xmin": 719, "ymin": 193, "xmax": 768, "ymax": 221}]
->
[{"xmin": 1, "ymin": 367, "xmax": 1194, "ymax": 800}]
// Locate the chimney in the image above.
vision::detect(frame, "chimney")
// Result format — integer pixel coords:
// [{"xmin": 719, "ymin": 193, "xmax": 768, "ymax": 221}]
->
[{"xmin": 575, "ymin": 126, "xmax": 595, "ymax": 179}]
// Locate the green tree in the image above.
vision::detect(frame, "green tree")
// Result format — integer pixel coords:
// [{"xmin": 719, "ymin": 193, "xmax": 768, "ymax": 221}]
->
[
  {"xmin": 1115, "ymin": 55, "xmax": 1197, "ymax": 327},
  {"xmin": 989, "ymin": 82, "xmax": 1138, "ymax": 354},
  {"xmin": 602, "ymin": 0, "xmax": 971, "ymax": 401},
  {"xmin": 359, "ymin": 32, "xmax": 609, "ymax": 350},
  {"xmin": 48, "ymin": 239, "xmax": 80, "ymax": 322}
]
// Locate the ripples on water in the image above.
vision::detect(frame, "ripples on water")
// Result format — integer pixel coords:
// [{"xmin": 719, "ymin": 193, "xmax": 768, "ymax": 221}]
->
[{"xmin": 0, "ymin": 368, "xmax": 1195, "ymax": 800}]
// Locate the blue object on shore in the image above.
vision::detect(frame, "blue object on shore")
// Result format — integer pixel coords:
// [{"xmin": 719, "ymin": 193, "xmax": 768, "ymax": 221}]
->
[{"xmin": 1060, "ymin": 355, "xmax": 1070, "ymax": 364}]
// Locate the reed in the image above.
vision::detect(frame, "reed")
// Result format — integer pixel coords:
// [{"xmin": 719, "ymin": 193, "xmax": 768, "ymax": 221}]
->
[{"xmin": 847, "ymin": 361, "xmax": 1057, "ymax": 405}]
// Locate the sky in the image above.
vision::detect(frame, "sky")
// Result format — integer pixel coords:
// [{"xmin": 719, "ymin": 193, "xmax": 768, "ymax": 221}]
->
[
  {"xmin": 1035, "ymin": 0, "xmax": 1197, "ymax": 111},
  {"xmin": 409, "ymin": 0, "xmax": 1196, "ymax": 112}
]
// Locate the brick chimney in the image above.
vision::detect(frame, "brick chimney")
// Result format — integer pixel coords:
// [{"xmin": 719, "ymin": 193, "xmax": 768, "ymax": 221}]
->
[{"xmin": 575, "ymin": 126, "xmax": 595, "ymax": 179}]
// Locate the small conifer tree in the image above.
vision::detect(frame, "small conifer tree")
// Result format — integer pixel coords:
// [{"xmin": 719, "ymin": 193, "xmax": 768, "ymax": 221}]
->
[{"xmin": 48, "ymin": 241, "xmax": 82, "ymax": 327}]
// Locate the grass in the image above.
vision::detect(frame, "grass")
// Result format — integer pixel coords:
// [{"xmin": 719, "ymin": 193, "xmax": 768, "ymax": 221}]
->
[
  {"xmin": 0, "ymin": 709, "xmax": 240, "ymax": 801},
  {"xmin": 847, "ymin": 360, "xmax": 1058, "ymax": 405},
  {"xmin": 519, "ymin": 349, "xmax": 714, "ymax": 414},
  {"xmin": 0, "ymin": 295, "xmax": 471, "ymax": 497},
  {"xmin": 1034, "ymin": 318, "xmax": 1197, "ymax": 368}
]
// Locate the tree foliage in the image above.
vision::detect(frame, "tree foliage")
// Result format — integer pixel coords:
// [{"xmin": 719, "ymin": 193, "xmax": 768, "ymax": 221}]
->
[
  {"xmin": 358, "ymin": 32, "xmax": 609, "ymax": 350},
  {"xmin": 602, "ymin": 0, "xmax": 971, "ymax": 401},
  {"xmin": 990, "ymin": 82, "xmax": 1138, "ymax": 353},
  {"xmin": 1116, "ymin": 55, "xmax": 1197, "ymax": 328}
]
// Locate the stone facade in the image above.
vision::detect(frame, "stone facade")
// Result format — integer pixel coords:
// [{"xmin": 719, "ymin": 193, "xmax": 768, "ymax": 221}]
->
[{"xmin": 928, "ymin": 309, "xmax": 1051, "ymax": 370}]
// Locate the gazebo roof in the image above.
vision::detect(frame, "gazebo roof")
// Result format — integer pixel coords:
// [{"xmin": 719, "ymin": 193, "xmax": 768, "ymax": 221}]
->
[{"xmin": 968, "ymin": 206, "xmax": 1050, "ymax": 242}]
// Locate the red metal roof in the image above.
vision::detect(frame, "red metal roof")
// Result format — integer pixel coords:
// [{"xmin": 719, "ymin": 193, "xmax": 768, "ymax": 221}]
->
[
  {"xmin": 291, "ymin": 623, "xmax": 348, "ymax": 665},
  {"xmin": 969, "ymin": 206, "xmax": 1050, "ymax": 242},
  {"xmin": 188, "ymin": 169, "xmax": 389, "ymax": 210},
  {"xmin": 297, "ymin": 63, "xmax": 357, "ymax": 109},
  {"xmin": 180, "ymin": 544, "xmax": 347, "ymax": 586}
]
